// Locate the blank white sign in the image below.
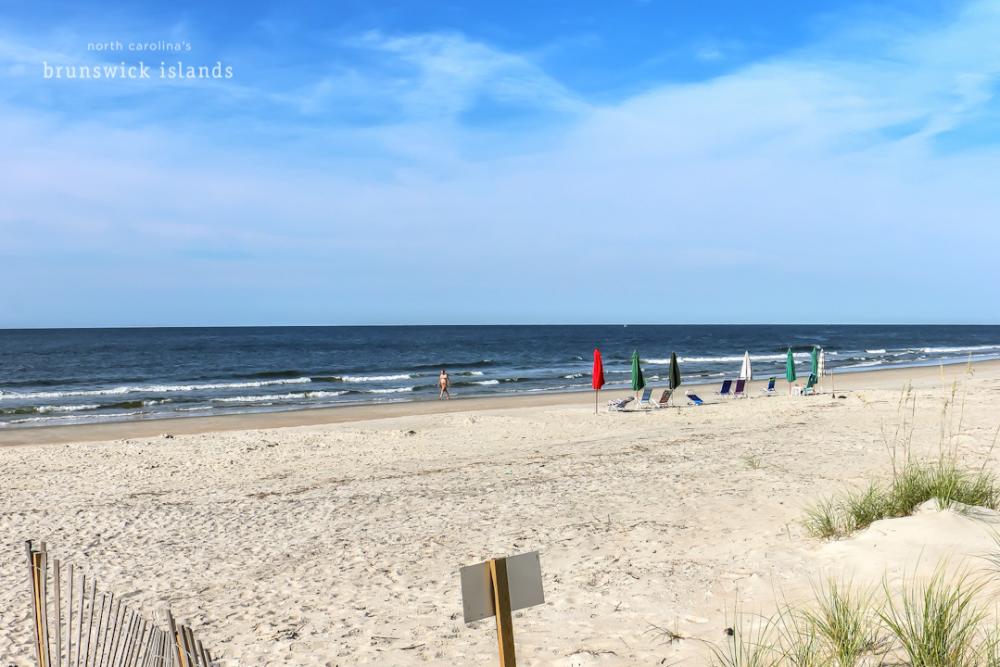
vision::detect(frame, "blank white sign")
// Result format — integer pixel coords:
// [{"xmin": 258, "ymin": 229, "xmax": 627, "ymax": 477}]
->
[{"xmin": 460, "ymin": 551, "xmax": 544, "ymax": 624}]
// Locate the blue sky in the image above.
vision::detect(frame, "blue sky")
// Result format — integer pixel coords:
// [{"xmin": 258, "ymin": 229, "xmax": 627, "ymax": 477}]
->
[{"xmin": 0, "ymin": 0, "xmax": 998, "ymax": 327}]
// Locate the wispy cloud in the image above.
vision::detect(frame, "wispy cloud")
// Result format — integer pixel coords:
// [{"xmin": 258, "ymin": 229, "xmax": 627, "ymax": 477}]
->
[{"xmin": 693, "ymin": 38, "xmax": 743, "ymax": 63}]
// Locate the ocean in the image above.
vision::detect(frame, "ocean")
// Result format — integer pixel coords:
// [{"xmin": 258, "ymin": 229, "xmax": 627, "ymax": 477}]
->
[{"xmin": 1, "ymin": 325, "xmax": 998, "ymax": 429}]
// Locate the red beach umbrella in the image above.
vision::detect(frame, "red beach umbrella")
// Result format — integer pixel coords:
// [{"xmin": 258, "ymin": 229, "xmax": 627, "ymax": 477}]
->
[{"xmin": 592, "ymin": 348, "xmax": 605, "ymax": 413}]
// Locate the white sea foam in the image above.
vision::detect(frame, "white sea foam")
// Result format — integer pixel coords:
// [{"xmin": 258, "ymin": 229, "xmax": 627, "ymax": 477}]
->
[
  {"xmin": 34, "ymin": 404, "xmax": 102, "ymax": 413},
  {"xmin": 340, "ymin": 374, "xmax": 412, "ymax": 383},
  {"xmin": 473, "ymin": 380, "xmax": 500, "ymax": 385},
  {"xmin": 646, "ymin": 352, "xmax": 814, "ymax": 364},
  {"xmin": 367, "ymin": 387, "xmax": 414, "ymax": 394},
  {"xmin": 0, "ymin": 377, "xmax": 313, "ymax": 401},
  {"xmin": 866, "ymin": 349, "xmax": 887, "ymax": 354},
  {"xmin": 8, "ymin": 411, "xmax": 144, "ymax": 424},
  {"xmin": 214, "ymin": 390, "xmax": 348, "ymax": 403},
  {"xmin": 562, "ymin": 373, "xmax": 586, "ymax": 379},
  {"xmin": 920, "ymin": 345, "xmax": 1000, "ymax": 354}
]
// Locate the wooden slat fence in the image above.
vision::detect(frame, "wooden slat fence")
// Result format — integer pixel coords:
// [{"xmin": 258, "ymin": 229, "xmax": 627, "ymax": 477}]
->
[{"xmin": 26, "ymin": 540, "xmax": 217, "ymax": 667}]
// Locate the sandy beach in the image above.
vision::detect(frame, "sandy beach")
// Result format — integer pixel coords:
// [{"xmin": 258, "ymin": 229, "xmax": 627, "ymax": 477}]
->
[{"xmin": 2, "ymin": 360, "xmax": 1000, "ymax": 665}]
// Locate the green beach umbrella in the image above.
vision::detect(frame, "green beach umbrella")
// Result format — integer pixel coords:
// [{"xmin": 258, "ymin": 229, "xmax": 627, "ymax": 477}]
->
[
  {"xmin": 810, "ymin": 346, "xmax": 820, "ymax": 381},
  {"xmin": 668, "ymin": 351, "xmax": 682, "ymax": 390},
  {"xmin": 785, "ymin": 347, "xmax": 797, "ymax": 394},
  {"xmin": 631, "ymin": 350, "xmax": 645, "ymax": 392}
]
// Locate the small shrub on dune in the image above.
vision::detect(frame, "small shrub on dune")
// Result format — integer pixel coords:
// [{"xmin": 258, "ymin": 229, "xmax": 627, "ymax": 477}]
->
[
  {"xmin": 704, "ymin": 575, "xmax": 1000, "ymax": 666},
  {"xmin": 887, "ymin": 461, "xmax": 1000, "ymax": 517},
  {"xmin": 804, "ymin": 460, "xmax": 1000, "ymax": 539},
  {"xmin": 807, "ymin": 580, "xmax": 883, "ymax": 667},
  {"xmin": 879, "ymin": 569, "xmax": 986, "ymax": 667},
  {"xmin": 843, "ymin": 482, "xmax": 889, "ymax": 533},
  {"xmin": 803, "ymin": 498, "xmax": 841, "ymax": 539}
]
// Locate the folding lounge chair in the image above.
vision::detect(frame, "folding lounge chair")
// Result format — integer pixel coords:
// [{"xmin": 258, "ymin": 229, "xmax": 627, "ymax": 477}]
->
[
  {"xmin": 637, "ymin": 387, "xmax": 654, "ymax": 409},
  {"xmin": 732, "ymin": 379, "xmax": 746, "ymax": 398},
  {"xmin": 802, "ymin": 374, "xmax": 818, "ymax": 396},
  {"xmin": 760, "ymin": 377, "xmax": 776, "ymax": 394},
  {"xmin": 716, "ymin": 379, "xmax": 733, "ymax": 397},
  {"xmin": 686, "ymin": 393, "xmax": 704, "ymax": 406},
  {"xmin": 652, "ymin": 389, "xmax": 672, "ymax": 408},
  {"xmin": 607, "ymin": 396, "xmax": 634, "ymax": 412}
]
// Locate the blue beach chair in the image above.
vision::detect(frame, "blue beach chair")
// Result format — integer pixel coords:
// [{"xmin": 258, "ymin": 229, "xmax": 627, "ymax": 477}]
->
[
  {"xmin": 637, "ymin": 387, "xmax": 655, "ymax": 409},
  {"xmin": 716, "ymin": 379, "xmax": 733, "ymax": 398},
  {"xmin": 686, "ymin": 393, "xmax": 704, "ymax": 406},
  {"xmin": 733, "ymin": 379, "xmax": 746, "ymax": 398},
  {"xmin": 760, "ymin": 377, "xmax": 776, "ymax": 394}
]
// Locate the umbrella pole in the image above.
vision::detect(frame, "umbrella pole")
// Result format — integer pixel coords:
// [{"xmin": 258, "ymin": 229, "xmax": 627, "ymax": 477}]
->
[{"xmin": 595, "ymin": 389, "xmax": 598, "ymax": 415}]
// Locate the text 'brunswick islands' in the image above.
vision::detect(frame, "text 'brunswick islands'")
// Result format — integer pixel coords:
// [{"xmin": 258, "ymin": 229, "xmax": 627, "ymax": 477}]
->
[{"xmin": 42, "ymin": 60, "xmax": 234, "ymax": 80}]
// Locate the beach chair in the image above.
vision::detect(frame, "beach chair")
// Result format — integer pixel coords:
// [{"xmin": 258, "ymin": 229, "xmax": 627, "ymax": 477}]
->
[
  {"xmin": 716, "ymin": 379, "xmax": 733, "ymax": 398},
  {"xmin": 686, "ymin": 392, "xmax": 704, "ymax": 406},
  {"xmin": 637, "ymin": 387, "xmax": 654, "ymax": 409},
  {"xmin": 733, "ymin": 379, "xmax": 746, "ymax": 398},
  {"xmin": 652, "ymin": 389, "xmax": 672, "ymax": 408},
  {"xmin": 760, "ymin": 377, "xmax": 776, "ymax": 394},
  {"xmin": 802, "ymin": 374, "xmax": 818, "ymax": 396},
  {"xmin": 607, "ymin": 396, "xmax": 634, "ymax": 412}
]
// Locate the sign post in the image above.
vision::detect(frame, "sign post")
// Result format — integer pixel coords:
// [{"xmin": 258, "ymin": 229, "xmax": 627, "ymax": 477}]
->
[
  {"xmin": 460, "ymin": 551, "xmax": 544, "ymax": 667},
  {"xmin": 489, "ymin": 558, "xmax": 516, "ymax": 666}
]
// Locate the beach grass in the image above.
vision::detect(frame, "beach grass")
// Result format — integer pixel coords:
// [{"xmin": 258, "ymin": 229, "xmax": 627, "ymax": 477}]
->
[
  {"xmin": 803, "ymin": 460, "xmax": 1000, "ymax": 539},
  {"xmin": 706, "ymin": 572, "xmax": 1000, "ymax": 666},
  {"xmin": 771, "ymin": 606, "xmax": 824, "ymax": 666},
  {"xmin": 741, "ymin": 449, "xmax": 766, "ymax": 470},
  {"xmin": 879, "ymin": 569, "xmax": 985, "ymax": 667},
  {"xmin": 806, "ymin": 580, "xmax": 882, "ymax": 667},
  {"xmin": 805, "ymin": 387, "xmax": 1000, "ymax": 539}
]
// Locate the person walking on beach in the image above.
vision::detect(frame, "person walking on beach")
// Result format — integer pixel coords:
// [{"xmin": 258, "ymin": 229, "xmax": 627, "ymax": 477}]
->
[{"xmin": 439, "ymin": 369, "xmax": 451, "ymax": 400}]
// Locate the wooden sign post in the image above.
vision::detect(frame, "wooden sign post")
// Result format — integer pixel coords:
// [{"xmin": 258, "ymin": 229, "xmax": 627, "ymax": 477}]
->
[
  {"xmin": 461, "ymin": 551, "xmax": 544, "ymax": 667},
  {"xmin": 489, "ymin": 558, "xmax": 516, "ymax": 666}
]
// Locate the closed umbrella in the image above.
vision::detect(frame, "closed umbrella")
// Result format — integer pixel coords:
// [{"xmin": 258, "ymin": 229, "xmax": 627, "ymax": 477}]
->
[
  {"xmin": 631, "ymin": 350, "xmax": 645, "ymax": 395},
  {"xmin": 810, "ymin": 346, "xmax": 820, "ymax": 382},
  {"xmin": 668, "ymin": 352, "xmax": 682, "ymax": 390},
  {"xmin": 785, "ymin": 347, "xmax": 797, "ymax": 394},
  {"xmin": 739, "ymin": 350, "xmax": 753, "ymax": 397},
  {"xmin": 592, "ymin": 348, "xmax": 605, "ymax": 414}
]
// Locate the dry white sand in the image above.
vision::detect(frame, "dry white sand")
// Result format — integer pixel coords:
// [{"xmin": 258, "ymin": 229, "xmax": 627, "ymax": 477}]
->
[{"xmin": 2, "ymin": 362, "xmax": 999, "ymax": 665}]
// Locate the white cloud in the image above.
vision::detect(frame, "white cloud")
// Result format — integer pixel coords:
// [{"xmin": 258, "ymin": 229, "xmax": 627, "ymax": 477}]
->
[{"xmin": 346, "ymin": 30, "xmax": 589, "ymax": 119}]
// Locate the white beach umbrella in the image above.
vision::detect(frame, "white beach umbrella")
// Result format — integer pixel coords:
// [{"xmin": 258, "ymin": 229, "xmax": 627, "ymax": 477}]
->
[
  {"xmin": 818, "ymin": 348, "xmax": 826, "ymax": 377},
  {"xmin": 739, "ymin": 350, "xmax": 753, "ymax": 380}
]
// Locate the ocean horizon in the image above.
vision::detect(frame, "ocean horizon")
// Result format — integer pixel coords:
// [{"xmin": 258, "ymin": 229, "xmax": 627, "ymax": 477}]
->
[{"xmin": 1, "ymin": 324, "xmax": 998, "ymax": 429}]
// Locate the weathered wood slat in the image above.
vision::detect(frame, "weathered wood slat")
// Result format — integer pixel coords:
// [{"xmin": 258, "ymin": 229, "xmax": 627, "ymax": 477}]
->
[{"xmin": 54, "ymin": 559, "xmax": 62, "ymax": 667}]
